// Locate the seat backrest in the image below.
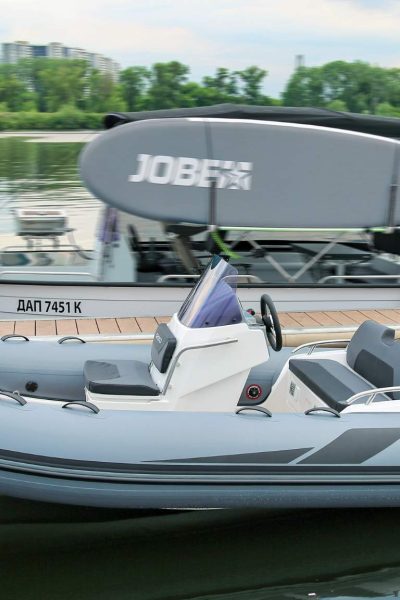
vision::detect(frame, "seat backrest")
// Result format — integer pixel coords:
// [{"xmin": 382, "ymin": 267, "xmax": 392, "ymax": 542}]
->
[
  {"xmin": 151, "ymin": 324, "xmax": 177, "ymax": 373},
  {"xmin": 347, "ymin": 320, "xmax": 400, "ymax": 396}
]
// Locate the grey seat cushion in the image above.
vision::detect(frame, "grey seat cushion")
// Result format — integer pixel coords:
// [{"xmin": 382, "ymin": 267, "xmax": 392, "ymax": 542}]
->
[
  {"xmin": 288, "ymin": 320, "xmax": 400, "ymax": 412},
  {"xmin": 289, "ymin": 359, "xmax": 376, "ymax": 412},
  {"xmin": 347, "ymin": 320, "xmax": 399, "ymax": 398},
  {"xmin": 84, "ymin": 360, "xmax": 159, "ymax": 396}
]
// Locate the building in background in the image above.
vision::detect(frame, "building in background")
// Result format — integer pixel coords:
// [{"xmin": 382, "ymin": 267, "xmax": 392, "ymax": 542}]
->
[
  {"xmin": 295, "ymin": 54, "xmax": 305, "ymax": 70},
  {"xmin": 1, "ymin": 41, "xmax": 120, "ymax": 81}
]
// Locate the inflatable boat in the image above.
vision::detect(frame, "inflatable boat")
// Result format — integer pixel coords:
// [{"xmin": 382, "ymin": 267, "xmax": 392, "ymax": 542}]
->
[{"xmin": 1, "ymin": 256, "xmax": 400, "ymax": 508}]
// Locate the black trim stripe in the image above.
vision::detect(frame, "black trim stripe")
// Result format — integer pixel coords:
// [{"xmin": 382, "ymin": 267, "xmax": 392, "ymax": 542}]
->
[
  {"xmin": 155, "ymin": 448, "xmax": 312, "ymax": 464},
  {"xmin": 1, "ymin": 448, "xmax": 400, "ymax": 479},
  {"xmin": 299, "ymin": 428, "xmax": 400, "ymax": 465}
]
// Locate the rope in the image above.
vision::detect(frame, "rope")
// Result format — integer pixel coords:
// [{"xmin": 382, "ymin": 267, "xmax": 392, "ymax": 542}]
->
[{"xmin": 210, "ymin": 230, "xmax": 241, "ymax": 259}]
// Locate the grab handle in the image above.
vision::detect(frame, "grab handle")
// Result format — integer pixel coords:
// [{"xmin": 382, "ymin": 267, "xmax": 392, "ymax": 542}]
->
[
  {"xmin": 62, "ymin": 401, "xmax": 99, "ymax": 414},
  {"xmin": 1, "ymin": 334, "xmax": 29, "ymax": 342},
  {"xmin": 305, "ymin": 407, "xmax": 340, "ymax": 418},
  {"xmin": 58, "ymin": 336, "xmax": 86, "ymax": 344},
  {"xmin": 0, "ymin": 390, "xmax": 27, "ymax": 406},
  {"xmin": 236, "ymin": 406, "xmax": 272, "ymax": 417}
]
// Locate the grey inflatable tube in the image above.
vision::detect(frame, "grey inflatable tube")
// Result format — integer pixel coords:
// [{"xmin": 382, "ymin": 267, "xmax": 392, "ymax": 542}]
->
[{"xmin": 0, "ymin": 404, "xmax": 400, "ymax": 508}]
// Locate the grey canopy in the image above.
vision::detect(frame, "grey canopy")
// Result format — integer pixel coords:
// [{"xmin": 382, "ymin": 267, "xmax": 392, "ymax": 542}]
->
[{"xmin": 104, "ymin": 103, "xmax": 400, "ymax": 139}]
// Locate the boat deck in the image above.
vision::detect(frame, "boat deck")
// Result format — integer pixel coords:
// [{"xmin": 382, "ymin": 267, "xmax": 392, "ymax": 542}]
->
[{"xmin": 3, "ymin": 308, "xmax": 400, "ymax": 345}]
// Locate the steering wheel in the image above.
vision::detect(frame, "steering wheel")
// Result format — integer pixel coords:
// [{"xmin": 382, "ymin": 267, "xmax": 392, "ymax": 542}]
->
[{"xmin": 260, "ymin": 294, "xmax": 282, "ymax": 352}]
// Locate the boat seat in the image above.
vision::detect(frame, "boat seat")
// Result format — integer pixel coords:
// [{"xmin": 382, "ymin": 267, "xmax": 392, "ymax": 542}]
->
[
  {"xmin": 289, "ymin": 359, "xmax": 377, "ymax": 412},
  {"xmin": 84, "ymin": 323, "xmax": 177, "ymax": 397},
  {"xmin": 84, "ymin": 360, "xmax": 160, "ymax": 396},
  {"xmin": 289, "ymin": 320, "xmax": 400, "ymax": 411}
]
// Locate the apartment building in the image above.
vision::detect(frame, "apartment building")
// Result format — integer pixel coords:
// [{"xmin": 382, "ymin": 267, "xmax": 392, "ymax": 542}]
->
[{"xmin": 1, "ymin": 41, "xmax": 120, "ymax": 81}]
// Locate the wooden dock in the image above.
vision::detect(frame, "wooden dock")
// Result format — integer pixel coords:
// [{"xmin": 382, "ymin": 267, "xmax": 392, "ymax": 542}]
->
[{"xmin": 3, "ymin": 308, "xmax": 400, "ymax": 345}]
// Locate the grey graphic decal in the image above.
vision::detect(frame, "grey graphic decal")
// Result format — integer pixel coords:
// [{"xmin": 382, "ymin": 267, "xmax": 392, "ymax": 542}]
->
[
  {"xmin": 152, "ymin": 448, "xmax": 313, "ymax": 464},
  {"xmin": 299, "ymin": 428, "xmax": 400, "ymax": 465}
]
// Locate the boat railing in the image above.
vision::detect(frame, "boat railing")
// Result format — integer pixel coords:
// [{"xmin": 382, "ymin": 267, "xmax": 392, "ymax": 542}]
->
[
  {"xmin": 346, "ymin": 386, "xmax": 400, "ymax": 405},
  {"xmin": 162, "ymin": 338, "xmax": 238, "ymax": 394},
  {"xmin": 157, "ymin": 273, "xmax": 263, "ymax": 283},
  {"xmin": 319, "ymin": 274, "xmax": 400, "ymax": 283},
  {"xmin": 157, "ymin": 274, "xmax": 200, "ymax": 282},
  {"xmin": 292, "ymin": 339, "xmax": 350, "ymax": 355},
  {"xmin": 0, "ymin": 269, "xmax": 98, "ymax": 280},
  {"xmin": 1, "ymin": 242, "xmax": 79, "ymax": 252},
  {"xmin": 0, "ymin": 236, "xmax": 94, "ymax": 260}
]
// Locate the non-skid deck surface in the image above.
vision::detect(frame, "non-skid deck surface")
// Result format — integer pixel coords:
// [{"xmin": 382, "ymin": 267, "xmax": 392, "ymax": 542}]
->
[
  {"xmin": 277, "ymin": 309, "xmax": 400, "ymax": 344},
  {"xmin": 1, "ymin": 316, "xmax": 170, "ymax": 337},
  {"xmin": 2, "ymin": 309, "xmax": 400, "ymax": 345}
]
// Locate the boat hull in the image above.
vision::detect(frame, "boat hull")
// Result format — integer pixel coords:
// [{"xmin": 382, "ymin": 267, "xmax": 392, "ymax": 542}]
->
[
  {"xmin": 1, "ymin": 405, "xmax": 400, "ymax": 508},
  {"xmin": 1, "ymin": 280, "xmax": 400, "ymax": 319},
  {"xmin": 3, "ymin": 469, "xmax": 400, "ymax": 509}
]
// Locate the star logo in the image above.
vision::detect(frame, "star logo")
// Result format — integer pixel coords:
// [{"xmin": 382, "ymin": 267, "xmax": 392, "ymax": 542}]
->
[
  {"xmin": 219, "ymin": 161, "xmax": 253, "ymax": 190},
  {"xmin": 224, "ymin": 168, "xmax": 251, "ymax": 190}
]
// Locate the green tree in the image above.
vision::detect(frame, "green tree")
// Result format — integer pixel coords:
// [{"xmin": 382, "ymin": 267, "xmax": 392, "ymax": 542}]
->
[
  {"xmin": 26, "ymin": 58, "xmax": 88, "ymax": 112},
  {"xmin": 282, "ymin": 60, "xmax": 394, "ymax": 113},
  {"xmin": 120, "ymin": 66, "xmax": 149, "ymax": 111},
  {"xmin": 326, "ymin": 99, "xmax": 348, "ymax": 111},
  {"xmin": 145, "ymin": 61, "xmax": 190, "ymax": 109},
  {"xmin": 0, "ymin": 64, "xmax": 35, "ymax": 111},
  {"xmin": 85, "ymin": 71, "xmax": 122, "ymax": 112},
  {"xmin": 236, "ymin": 66, "xmax": 268, "ymax": 104},
  {"xmin": 321, "ymin": 61, "xmax": 387, "ymax": 113},
  {"xmin": 282, "ymin": 66, "xmax": 325, "ymax": 107},
  {"xmin": 375, "ymin": 102, "xmax": 400, "ymax": 118},
  {"xmin": 382, "ymin": 68, "xmax": 400, "ymax": 108},
  {"xmin": 203, "ymin": 67, "xmax": 239, "ymax": 97}
]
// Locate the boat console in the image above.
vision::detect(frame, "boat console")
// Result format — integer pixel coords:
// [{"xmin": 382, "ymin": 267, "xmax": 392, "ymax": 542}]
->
[{"xmin": 84, "ymin": 255, "xmax": 268, "ymax": 411}]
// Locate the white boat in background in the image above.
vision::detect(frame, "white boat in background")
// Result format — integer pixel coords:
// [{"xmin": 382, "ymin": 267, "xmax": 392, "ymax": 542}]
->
[{"xmin": 2, "ymin": 104, "xmax": 400, "ymax": 320}]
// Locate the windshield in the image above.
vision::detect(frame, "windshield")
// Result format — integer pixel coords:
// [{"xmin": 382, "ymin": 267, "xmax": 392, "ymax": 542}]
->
[{"xmin": 178, "ymin": 256, "xmax": 243, "ymax": 328}]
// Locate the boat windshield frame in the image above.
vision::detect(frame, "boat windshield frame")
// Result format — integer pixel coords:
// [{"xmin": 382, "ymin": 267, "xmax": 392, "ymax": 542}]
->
[{"xmin": 178, "ymin": 256, "xmax": 243, "ymax": 329}]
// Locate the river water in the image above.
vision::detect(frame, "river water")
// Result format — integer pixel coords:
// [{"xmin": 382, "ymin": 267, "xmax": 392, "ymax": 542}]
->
[
  {"xmin": 2, "ymin": 499, "xmax": 400, "ymax": 599},
  {"xmin": 0, "ymin": 133, "xmax": 164, "ymax": 248},
  {"xmin": 0, "ymin": 133, "xmax": 400, "ymax": 599}
]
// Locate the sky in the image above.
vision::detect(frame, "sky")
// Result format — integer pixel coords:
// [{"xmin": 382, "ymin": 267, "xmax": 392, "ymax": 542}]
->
[{"xmin": 0, "ymin": 0, "xmax": 399, "ymax": 97}]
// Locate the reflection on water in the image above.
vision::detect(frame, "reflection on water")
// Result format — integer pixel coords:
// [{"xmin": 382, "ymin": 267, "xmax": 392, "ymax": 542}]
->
[
  {"xmin": 0, "ymin": 137, "xmax": 99, "ymax": 240},
  {"xmin": 0, "ymin": 137, "xmax": 96, "ymax": 205},
  {"xmin": 0, "ymin": 136, "xmax": 164, "ymax": 246},
  {"xmin": 1, "ymin": 499, "xmax": 400, "ymax": 599}
]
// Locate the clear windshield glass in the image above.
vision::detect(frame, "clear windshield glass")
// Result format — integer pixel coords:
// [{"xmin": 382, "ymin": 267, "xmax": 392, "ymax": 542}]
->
[{"xmin": 178, "ymin": 256, "xmax": 243, "ymax": 328}]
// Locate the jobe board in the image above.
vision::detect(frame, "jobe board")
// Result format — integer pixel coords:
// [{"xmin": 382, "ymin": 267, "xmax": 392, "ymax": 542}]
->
[{"xmin": 80, "ymin": 118, "xmax": 400, "ymax": 228}]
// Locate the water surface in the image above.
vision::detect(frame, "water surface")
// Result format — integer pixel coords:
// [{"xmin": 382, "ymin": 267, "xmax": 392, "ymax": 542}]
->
[{"xmin": 2, "ymin": 500, "xmax": 400, "ymax": 599}]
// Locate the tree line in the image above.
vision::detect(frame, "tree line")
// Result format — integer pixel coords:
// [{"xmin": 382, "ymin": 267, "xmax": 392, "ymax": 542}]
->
[{"xmin": 1, "ymin": 57, "xmax": 400, "ymax": 118}]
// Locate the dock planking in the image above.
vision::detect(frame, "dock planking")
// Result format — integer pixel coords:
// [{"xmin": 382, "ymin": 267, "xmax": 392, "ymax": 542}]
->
[{"xmin": 1, "ymin": 309, "xmax": 400, "ymax": 339}]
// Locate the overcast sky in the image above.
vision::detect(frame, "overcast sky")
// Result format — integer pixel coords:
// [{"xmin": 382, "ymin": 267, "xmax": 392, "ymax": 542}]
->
[{"xmin": 1, "ymin": 0, "xmax": 399, "ymax": 96}]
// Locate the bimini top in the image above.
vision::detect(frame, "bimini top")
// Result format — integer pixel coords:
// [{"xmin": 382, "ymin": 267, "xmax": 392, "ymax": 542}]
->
[
  {"xmin": 80, "ymin": 117, "xmax": 400, "ymax": 229},
  {"xmin": 178, "ymin": 256, "xmax": 242, "ymax": 328},
  {"xmin": 104, "ymin": 103, "xmax": 400, "ymax": 139}
]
